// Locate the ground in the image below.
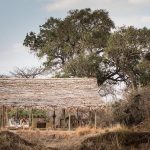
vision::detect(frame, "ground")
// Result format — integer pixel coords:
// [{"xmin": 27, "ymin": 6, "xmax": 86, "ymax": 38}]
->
[{"xmin": 0, "ymin": 124, "xmax": 150, "ymax": 150}]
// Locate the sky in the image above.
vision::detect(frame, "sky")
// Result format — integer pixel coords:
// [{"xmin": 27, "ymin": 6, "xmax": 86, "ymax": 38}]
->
[{"xmin": 0, "ymin": 0, "xmax": 150, "ymax": 74}]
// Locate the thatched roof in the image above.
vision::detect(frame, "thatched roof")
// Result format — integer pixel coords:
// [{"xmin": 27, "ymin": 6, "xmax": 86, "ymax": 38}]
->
[{"xmin": 0, "ymin": 78, "xmax": 103, "ymax": 108}]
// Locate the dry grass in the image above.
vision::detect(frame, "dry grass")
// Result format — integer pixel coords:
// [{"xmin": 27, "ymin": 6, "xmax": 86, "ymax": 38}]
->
[
  {"xmin": 17, "ymin": 129, "xmax": 74, "ymax": 143},
  {"xmin": 0, "ymin": 130, "xmax": 45, "ymax": 150},
  {"xmin": 75, "ymin": 126, "xmax": 97, "ymax": 136},
  {"xmin": 105, "ymin": 124, "xmax": 128, "ymax": 132},
  {"xmin": 75, "ymin": 124, "xmax": 128, "ymax": 136},
  {"xmin": 0, "ymin": 124, "xmax": 149, "ymax": 150},
  {"xmin": 16, "ymin": 124, "xmax": 128, "ymax": 139},
  {"xmin": 9, "ymin": 124, "xmax": 128, "ymax": 149}
]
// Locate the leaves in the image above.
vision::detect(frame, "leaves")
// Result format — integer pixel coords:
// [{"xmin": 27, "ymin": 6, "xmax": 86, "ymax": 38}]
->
[
  {"xmin": 106, "ymin": 26, "xmax": 150, "ymax": 88},
  {"xmin": 23, "ymin": 8, "xmax": 114, "ymax": 69},
  {"xmin": 23, "ymin": 9, "xmax": 150, "ymax": 89}
]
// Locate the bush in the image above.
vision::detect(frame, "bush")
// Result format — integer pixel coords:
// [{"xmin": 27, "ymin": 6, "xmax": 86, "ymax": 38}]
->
[{"xmin": 112, "ymin": 87, "xmax": 150, "ymax": 126}]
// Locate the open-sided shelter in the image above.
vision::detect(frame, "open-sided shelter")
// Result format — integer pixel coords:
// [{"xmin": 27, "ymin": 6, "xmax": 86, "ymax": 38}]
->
[{"xmin": 0, "ymin": 78, "xmax": 104, "ymax": 129}]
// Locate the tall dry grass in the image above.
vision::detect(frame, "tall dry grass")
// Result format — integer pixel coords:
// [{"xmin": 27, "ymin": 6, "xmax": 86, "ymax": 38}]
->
[{"xmin": 75, "ymin": 124, "xmax": 128, "ymax": 136}]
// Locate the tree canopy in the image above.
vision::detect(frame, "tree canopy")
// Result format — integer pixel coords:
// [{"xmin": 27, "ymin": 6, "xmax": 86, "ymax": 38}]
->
[
  {"xmin": 23, "ymin": 8, "xmax": 150, "ymax": 89},
  {"xmin": 24, "ymin": 8, "xmax": 114, "ymax": 68},
  {"xmin": 106, "ymin": 26, "xmax": 150, "ymax": 89}
]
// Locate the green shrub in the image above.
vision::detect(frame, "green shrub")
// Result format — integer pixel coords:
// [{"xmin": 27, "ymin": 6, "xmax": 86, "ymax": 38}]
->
[{"xmin": 112, "ymin": 87, "xmax": 150, "ymax": 126}]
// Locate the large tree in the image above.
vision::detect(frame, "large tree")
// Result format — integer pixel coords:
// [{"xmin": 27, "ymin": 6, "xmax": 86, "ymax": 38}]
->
[
  {"xmin": 24, "ymin": 9, "xmax": 150, "ymax": 88},
  {"xmin": 23, "ymin": 8, "xmax": 114, "ymax": 70},
  {"xmin": 106, "ymin": 26, "xmax": 150, "ymax": 89}
]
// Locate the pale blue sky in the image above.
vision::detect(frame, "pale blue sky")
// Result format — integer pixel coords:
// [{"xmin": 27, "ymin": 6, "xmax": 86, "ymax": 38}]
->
[{"xmin": 0, "ymin": 0, "xmax": 150, "ymax": 74}]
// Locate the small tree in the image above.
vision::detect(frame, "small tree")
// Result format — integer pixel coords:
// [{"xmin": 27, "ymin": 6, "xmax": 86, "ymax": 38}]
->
[
  {"xmin": 112, "ymin": 87, "xmax": 150, "ymax": 126},
  {"xmin": 0, "ymin": 74, "xmax": 9, "ymax": 78},
  {"xmin": 10, "ymin": 67, "xmax": 45, "ymax": 78},
  {"xmin": 23, "ymin": 8, "xmax": 114, "ymax": 69}
]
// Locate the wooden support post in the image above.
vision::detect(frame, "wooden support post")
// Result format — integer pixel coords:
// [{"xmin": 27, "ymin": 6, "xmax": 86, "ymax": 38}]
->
[
  {"xmin": 5, "ymin": 106, "xmax": 8, "ymax": 127},
  {"xmin": 76, "ymin": 108, "xmax": 79, "ymax": 126},
  {"xmin": 31, "ymin": 109, "xmax": 33, "ymax": 128},
  {"xmin": 62, "ymin": 108, "xmax": 66, "ymax": 128},
  {"xmin": 53, "ymin": 107, "xmax": 56, "ymax": 129},
  {"xmin": 68, "ymin": 113, "xmax": 71, "ymax": 131},
  {"xmin": 29, "ymin": 107, "xmax": 32, "ymax": 127},
  {"xmin": 89, "ymin": 108, "xmax": 92, "ymax": 127},
  {"xmin": 16, "ymin": 107, "xmax": 18, "ymax": 120},
  {"xmin": 29, "ymin": 108, "xmax": 31, "ymax": 126},
  {"xmin": 0, "ymin": 105, "xmax": 3, "ymax": 129},
  {"xmin": 0, "ymin": 106, "xmax": 1, "ymax": 129},
  {"xmin": 94, "ymin": 110, "xmax": 97, "ymax": 129},
  {"xmin": 2, "ymin": 105, "xmax": 6, "ymax": 128},
  {"xmin": 29, "ymin": 107, "xmax": 33, "ymax": 129},
  {"xmin": 2, "ymin": 105, "xmax": 4, "ymax": 128}
]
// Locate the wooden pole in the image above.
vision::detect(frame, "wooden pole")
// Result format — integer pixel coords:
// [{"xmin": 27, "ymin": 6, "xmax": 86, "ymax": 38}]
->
[
  {"xmin": 68, "ymin": 113, "xmax": 71, "ymax": 131},
  {"xmin": 76, "ymin": 108, "xmax": 79, "ymax": 126},
  {"xmin": 0, "ymin": 105, "xmax": 3, "ymax": 129},
  {"xmin": 89, "ymin": 107, "xmax": 92, "ymax": 127},
  {"xmin": 63, "ymin": 108, "xmax": 66, "ymax": 128},
  {"xmin": 2, "ymin": 105, "xmax": 4, "ymax": 128},
  {"xmin": 53, "ymin": 107, "xmax": 56, "ymax": 129},
  {"xmin": 29, "ymin": 108, "xmax": 31, "ymax": 126},
  {"xmin": 1, "ymin": 106, "xmax": 2, "ymax": 129},
  {"xmin": 16, "ymin": 107, "xmax": 18, "ymax": 120},
  {"xmin": 94, "ymin": 110, "xmax": 97, "ymax": 129},
  {"xmin": 29, "ymin": 107, "xmax": 33, "ymax": 128},
  {"xmin": 1, "ymin": 105, "xmax": 6, "ymax": 128},
  {"xmin": 0, "ymin": 106, "xmax": 1, "ymax": 129},
  {"xmin": 31, "ymin": 108, "xmax": 33, "ymax": 128},
  {"xmin": 5, "ymin": 106, "xmax": 8, "ymax": 127}
]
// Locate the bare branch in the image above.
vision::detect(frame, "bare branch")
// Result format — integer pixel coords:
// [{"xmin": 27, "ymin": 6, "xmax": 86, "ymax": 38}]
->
[
  {"xmin": 0, "ymin": 74, "xmax": 9, "ymax": 78},
  {"xmin": 10, "ymin": 67, "xmax": 45, "ymax": 78}
]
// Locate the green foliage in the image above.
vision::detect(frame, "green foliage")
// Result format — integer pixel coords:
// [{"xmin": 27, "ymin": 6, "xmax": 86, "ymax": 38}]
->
[
  {"xmin": 8, "ymin": 109, "xmax": 47, "ymax": 118},
  {"xmin": 112, "ymin": 87, "xmax": 150, "ymax": 126},
  {"xmin": 112, "ymin": 100, "xmax": 128, "ymax": 124},
  {"xmin": 24, "ymin": 8, "xmax": 114, "ymax": 68},
  {"xmin": 106, "ymin": 26, "xmax": 150, "ymax": 88},
  {"xmin": 137, "ymin": 60, "xmax": 150, "ymax": 86},
  {"xmin": 8, "ymin": 109, "xmax": 29, "ymax": 118},
  {"xmin": 24, "ymin": 9, "xmax": 150, "ymax": 89},
  {"xmin": 112, "ymin": 99, "xmax": 145, "ymax": 126},
  {"xmin": 63, "ymin": 54, "xmax": 101, "ymax": 77},
  {"xmin": 32, "ymin": 109, "xmax": 46, "ymax": 118},
  {"xmin": 54, "ymin": 72, "xmax": 70, "ymax": 78}
]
